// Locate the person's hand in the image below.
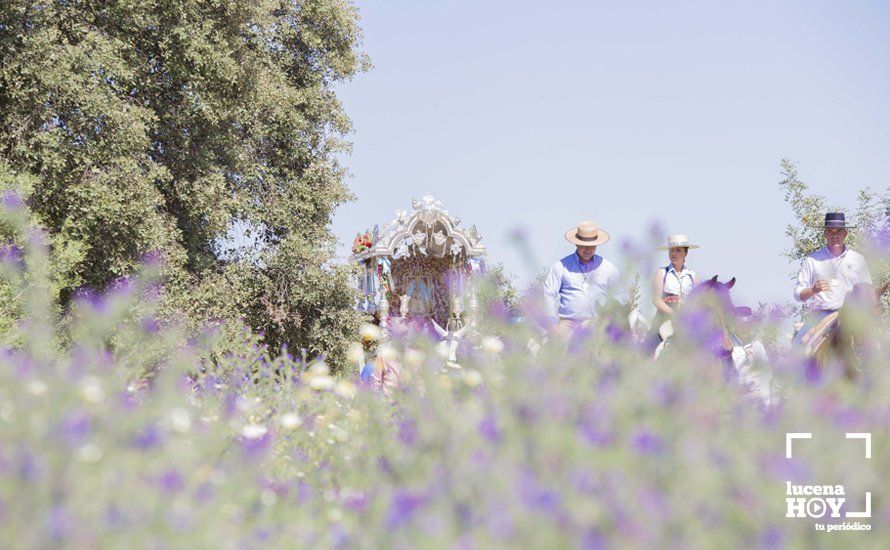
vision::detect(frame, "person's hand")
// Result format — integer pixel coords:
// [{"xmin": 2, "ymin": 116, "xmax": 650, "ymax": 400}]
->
[{"xmin": 812, "ymin": 280, "xmax": 831, "ymax": 294}]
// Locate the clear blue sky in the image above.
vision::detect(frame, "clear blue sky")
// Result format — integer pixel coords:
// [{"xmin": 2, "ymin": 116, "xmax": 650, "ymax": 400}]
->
[{"xmin": 331, "ymin": 0, "xmax": 890, "ymax": 311}]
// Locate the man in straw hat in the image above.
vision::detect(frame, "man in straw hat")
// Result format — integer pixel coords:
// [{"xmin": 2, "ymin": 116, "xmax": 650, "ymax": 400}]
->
[
  {"xmin": 792, "ymin": 212, "xmax": 872, "ymax": 345},
  {"xmin": 543, "ymin": 221, "xmax": 620, "ymax": 339}
]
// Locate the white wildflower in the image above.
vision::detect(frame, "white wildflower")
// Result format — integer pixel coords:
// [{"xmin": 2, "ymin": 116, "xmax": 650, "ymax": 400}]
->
[
  {"xmin": 236, "ymin": 396, "xmax": 260, "ymax": 413},
  {"xmin": 335, "ymin": 380, "xmax": 357, "ymax": 399},
  {"xmin": 310, "ymin": 375, "xmax": 335, "ymax": 391},
  {"xmin": 241, "ymin": 424, "xmax": 268, "ymax": 439},
  {"xmin": 481, "ymin": 336, "xmax": 504, "ymax": 354},
  {"xmin": 78, "ymin": 443, "xmax": 103, "ymax": 463},
  {"xmin": 463, "ymin": 369, "xmax": 483, "ymax": 388},
  {"xmin": 169, "ymin": 408, "xmax": 192, "ymax": 433},
  {"xmin": 377, "ymin": 344, "xmax": 398, "ymax": 361},
  {"xmin": 359, "ymin": 323, "xmax": 382, "ymax": 341},
  {"xmin": 309, "ymin": 361, "xmax": 330, "ymax": 376},
  {"xmin": 404, "ymin": 348, "xmax": 425, "ymax": 367},
  {"xmin": 346, "ymin": 342, "xmax": 365, "ymax": 366},
  {"xmin": 209, "ymin": 470, "xmax": 227, "ymax": 486},
  {"xmin": 260, "ymin": 490, "xmax": 277, "ymax": 507},
  {"xmin": 280, "ymin": 413, "xmax": 302, "ymax": 430},
  {"xmin": 79, "ymin": 377, "xmax": 105, "ymax": 404},
  {"xmin": 27, "ymin": 380, "xmax": 48, "ymax": 396}
]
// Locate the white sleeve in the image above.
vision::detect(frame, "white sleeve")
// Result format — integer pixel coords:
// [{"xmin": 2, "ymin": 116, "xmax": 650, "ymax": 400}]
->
[
  {"xmin": 542, "ymin": 262, "xmax": 562, "ymax": 317},
  {"xmin": 794, "ymin": 258, "xmax": 812, "ymax": 302}
]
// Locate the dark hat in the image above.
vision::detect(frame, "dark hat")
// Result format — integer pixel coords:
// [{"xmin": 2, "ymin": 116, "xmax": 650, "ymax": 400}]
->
[{"xmin": 819, "ymin": 212, "xmax": 855, "ymax": 229}]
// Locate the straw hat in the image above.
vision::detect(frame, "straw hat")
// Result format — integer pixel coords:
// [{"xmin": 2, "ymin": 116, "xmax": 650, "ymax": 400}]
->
[
  {"xmin": 565, "ymin": 221, "xmax": 610, "ymax": 246},
  {"xmin": 658, "ymin": 234, "xmax": 700, "ymax": 250}
]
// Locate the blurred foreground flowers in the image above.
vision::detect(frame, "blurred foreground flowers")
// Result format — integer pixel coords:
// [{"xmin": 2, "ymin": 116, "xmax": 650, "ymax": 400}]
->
[{"xmin": 1, "ymin": 206, "xmax": 889, "ymax": 548}]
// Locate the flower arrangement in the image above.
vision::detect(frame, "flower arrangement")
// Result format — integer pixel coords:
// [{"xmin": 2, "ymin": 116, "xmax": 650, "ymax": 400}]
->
[{"xmin": 352, "ymin": 229, "xmax": 373, "ymax": 254}]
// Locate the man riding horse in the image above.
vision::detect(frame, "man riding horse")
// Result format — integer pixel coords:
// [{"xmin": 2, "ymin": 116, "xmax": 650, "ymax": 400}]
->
[{"xmin": 792, "ymin": 212, "xmax": 874, "ymax": 348}]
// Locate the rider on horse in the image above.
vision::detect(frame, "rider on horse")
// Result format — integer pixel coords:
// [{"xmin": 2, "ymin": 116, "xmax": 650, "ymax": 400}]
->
[{"xmin": 792, "ymin": 212, "xmax": 872, "ymax": 346}]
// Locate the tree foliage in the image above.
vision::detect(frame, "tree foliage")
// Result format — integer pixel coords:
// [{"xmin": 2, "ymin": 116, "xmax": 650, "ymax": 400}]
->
[
  {"xmin": 0, "ymin": 0, "xmax": 370, "ymax": 368},
  {"xmin": 779, "ymin": 158, "xmax": 884, "ymax": 261}
]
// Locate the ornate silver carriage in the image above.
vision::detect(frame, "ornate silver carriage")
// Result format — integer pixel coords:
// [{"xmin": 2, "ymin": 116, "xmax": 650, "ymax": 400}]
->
[{"xmin": 350, "ymin": 196, "xmax": 486, "ymax": 337}]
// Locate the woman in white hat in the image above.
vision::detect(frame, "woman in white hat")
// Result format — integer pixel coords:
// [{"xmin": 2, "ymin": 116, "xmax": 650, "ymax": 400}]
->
[{"xmin": 648, "ymin": 235, "xmax": 700, "ymax": 346}]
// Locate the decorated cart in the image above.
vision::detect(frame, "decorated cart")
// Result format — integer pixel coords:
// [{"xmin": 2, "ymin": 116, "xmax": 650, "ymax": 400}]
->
[{"xmin": 350, "ymin": 196, "xmax": 486, "ymax": 342}]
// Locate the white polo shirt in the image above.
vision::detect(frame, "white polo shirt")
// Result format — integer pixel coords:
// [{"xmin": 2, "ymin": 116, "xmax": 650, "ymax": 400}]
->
[
  {"xmin": 794, "ymin": 246, "xmax": 872, "ymax": 311},
  {"xmin": 659, "ymin": 265, "xmax": 696, "ymax": 298}
]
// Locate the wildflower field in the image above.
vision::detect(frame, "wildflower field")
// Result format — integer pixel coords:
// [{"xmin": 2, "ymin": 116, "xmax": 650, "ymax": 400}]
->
[{"xmin": 0, "ymin": 202, "xmax": 887, "ymax": 549}]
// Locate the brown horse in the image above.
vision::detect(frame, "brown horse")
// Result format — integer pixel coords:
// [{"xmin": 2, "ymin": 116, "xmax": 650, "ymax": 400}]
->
[{"xmin": 803, "ymin": 282, "xmax": 889, "ymax": 377}]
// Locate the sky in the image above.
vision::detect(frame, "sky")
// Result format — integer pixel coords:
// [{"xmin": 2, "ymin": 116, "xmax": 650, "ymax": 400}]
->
[{"xmin": 330, "ymin": 0, "xmax": 890, "ymax": 312}]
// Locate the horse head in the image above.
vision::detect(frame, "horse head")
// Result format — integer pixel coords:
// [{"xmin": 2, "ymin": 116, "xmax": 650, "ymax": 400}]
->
[
  {"xmin": 688, "ymin": 275, "xmax": 737, "ymax": 319},
  {"xmin": 681, "ymin": 275, "xmax": 739, "ymax": 358}
]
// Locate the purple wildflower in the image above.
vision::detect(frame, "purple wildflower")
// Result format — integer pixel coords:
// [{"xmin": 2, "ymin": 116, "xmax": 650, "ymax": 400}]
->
[
  {"xmin": 630, "ymin": 430, "xmax": 664, "ymax": 455},
  {"xmin": 571, "ymin": 469, "xmax": 599, "ymax": 495},
  {"xmin": 386, "ymin": 490, "xmax": 427, "ymax": 529},
  {"xmin": 2, "ymin": 190, "xmax": 24, "ymax": 210},
  {"xmin": 0, "ymin": 244, "xmax": 23, "ymax": 267},
  {"xmin": 195, "ymin": 483, "xmax": 215, "ymax": 503},
  {"xmin": 803, "ymin": 358, "xmax": 823, "ymax": 385},
  {"xmin": 105, "ymin": 505, "xmax": 126, "ymax": 529},
  {"xmin": 761, "ymin": 454, "xmax": 811, "ymax": 483},
  {"xmin": 16, "ymin": 449, "xmax": 39, "ymax": 482},
  {"xmin": 140, "ymin": 316, "xmax": 162, "ymax": 334},
  {"xmin": 158, "ymin": 469, "xmax": 185, "ymax": 494},
  {"xmin": 343, "ymin": 491, "xmax": 369, "ymax": 514},
  {"xmin": 58, "ymin": 411, "xmax": 92, "ymax": 446},
  {"xmin": 295, "ymin": 480, "xmax": 312, "ymax": 504},
  {"xmin": 239, "ymin": 431, "xmax": 272, "ymax": 458},
  {"xmin": 46, "ymin": 505, "xmax": 71, "ymax": 540},
  {"xmin": 580, "ymin": 528, "xmax": 608, "ymax": 550},
  {"xmin": 478, "ymin": 414, "xmax": 502, "ymax": 443},
  {"xmin": 567, "ymin": 324, "xmax": 594, "ymax": 355},
  {"xmin": 605, "ymin": 323, "xmax": 624, "ymax": 343},
  {"xmin": 131, "ymin": 424, "xmax": 163, "ymax": 450},
  {"xmin": 517, "ymin": 474, "xmax": 562, "ymax": 515},
  {"xmin": 397, "ymin": 419, "xmax": 417, "ymax": 446},
  {"xmin": 834, "ymin": 407, "xmax": 865, "ymax": 431},
  {"xmin": 760, "ymin": 526, "xmax": 784, "ymax": 549}
]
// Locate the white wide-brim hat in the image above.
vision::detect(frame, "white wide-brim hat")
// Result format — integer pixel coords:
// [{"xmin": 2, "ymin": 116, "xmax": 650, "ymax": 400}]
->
[
  {"xmin": 658, "ymin": 234, "xmax": 700, "ymax": 250},
  {"xmin": 565, "ymin": 221, "xmax": 610, "ymax": 247}
]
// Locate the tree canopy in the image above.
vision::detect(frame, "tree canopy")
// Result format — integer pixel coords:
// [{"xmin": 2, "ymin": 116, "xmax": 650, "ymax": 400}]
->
[{"xmin": 1, "ymin": 0, "xmax": 370, "ymax": 367}]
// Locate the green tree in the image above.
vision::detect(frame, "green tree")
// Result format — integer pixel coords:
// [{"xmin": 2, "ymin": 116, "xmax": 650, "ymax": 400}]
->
[{"xmin": 0, "ymin": 0, "xmax": 369, "ymax": 369}]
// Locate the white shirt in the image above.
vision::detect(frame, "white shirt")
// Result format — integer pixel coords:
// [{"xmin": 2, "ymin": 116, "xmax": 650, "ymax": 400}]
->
[
  {"xmin": 543, "ymin": 253, "xmax": 621, "ymax": 319},
  {"xmin": 794, "ymin": 246, "xmax": 872, "ymax": 311},
  {"xmin": 659, "ymin": 265, "xmax": 696, "ymax": 298},
  {"xmin": 731, "ymin": 339, "xmax": 772, "ymax": 406}
]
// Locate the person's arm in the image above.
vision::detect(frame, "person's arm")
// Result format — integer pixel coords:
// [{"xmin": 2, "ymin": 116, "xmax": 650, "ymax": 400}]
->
[
  {"xmin": 794, "ymin": 258, "xmax": 829, "ymax": 302},
  {"xmin": 651, "ymin": 269, "xmax": 674, "ymax": 315},
  {"xmin": 542, "ymin": 262, "xmax": 562, "ymax": 320}
]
